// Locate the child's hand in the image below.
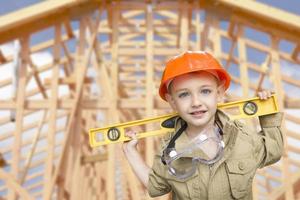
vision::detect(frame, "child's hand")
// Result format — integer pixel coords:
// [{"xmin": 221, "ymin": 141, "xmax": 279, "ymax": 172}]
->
[
  {"xmin": 122, "ymin": 130, "xmax": 139, "ymax": 153},
  {"xmin": 257, "ymin": 90, "xmax": 272, "ymax": 100},
  {"xmin": 122, "ymin": 130, "xmax": 150, "ymax": 187}
]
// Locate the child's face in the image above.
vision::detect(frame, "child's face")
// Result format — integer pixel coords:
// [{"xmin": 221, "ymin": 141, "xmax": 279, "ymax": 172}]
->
[{"xmin": 166, "ymin": 71, "xmax": 224, "ymax": 130}]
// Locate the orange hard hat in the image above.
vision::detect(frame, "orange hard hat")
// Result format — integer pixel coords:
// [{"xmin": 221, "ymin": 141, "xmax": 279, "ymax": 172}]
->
[{"xmin": 159, "ymin": 51, "xmax": 231, "ymax": 101}]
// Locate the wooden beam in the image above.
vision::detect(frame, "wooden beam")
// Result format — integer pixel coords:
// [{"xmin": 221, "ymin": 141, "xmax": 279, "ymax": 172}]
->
[
  {"xmin": 292, "ymin": 44, "xmax": 300, "ymax": 61},
  {"xmin": 288, "ymin": 145, "xmax": 300, "ymax": 155},
  {"xmin": 285, "ymin": 113, "xmax": 300, "ymax": 125},
  {"xmin": 45, "ymin": 15, "xmax": 98, "ymax": 199},
  {"xmin": 178, "ymin": 1, "xmax": 189, "ymax": 50},
  {"xmin": 0, "ymin": 169, "xmax": 34, "ymax": 200},
  {"xmin": 270, "ymin": 36, "xmax": 295, "ymax": 200},
  {"xmin": 209, "ymin": 0, "xmax": 300, "ymax": 43},
  {"xmin": 27, "ymin": 56, "xmax": 48, "ymax": 99},
  {"xmin": 200, "ymin": 10, "xmax": 212, "ymax": 51},
  {"xmin": 237, "ymin": 25, "xmax": 249, "ymax": 97},
  {"xmin": 43, "ymin": 24, "xmax": 60, "ymax": 199},
  {"xmin": 0, "ymin": 0, "xmax": 101, "ymax": 44},
  {"xmin": 63, "ymin": 20, "xmax": 75, "ymax": 38},
  {"xmin": 9, "ymin": 36, "xmax": 29, "ymax": 200},
  {"xmin": 1, "ymin": 124, "xmax": 66, "ymax": 156},
  {"xmin": 145, "ymin": 2, "xmax": 154, "ymax": 165},
  {"xmin": 81, "ymin": 154, "xmax": 108, "ymax": 164},
  {"xmin": 284, "ymin": 98, "xmax": 300, "ymax": 109},
  {"xmin": 106, "ymin": 4, "xmax": 120, "ymax": 200},
  {"xmin": 0, "ymin": 153, "xmax": 7, "ymax": 167},
  {"xmin": 0, "ymin": 50, "xmax": 7, "ymax": 64},
  {"xmin": 0, "ymin": 99, "xmax": 111, "ymax": 109},
  {"xmin": 20, "ymin": 111, "xmax": 47, "ymax": 184},
  {"xmin": 44, "ymin": 76, "xmax": 93, "ymax": 86},
  {"xmin": 195, "ymin": 2, "xmax": 202, "ymax": 50},
  {"xmin": 269, "ymin": 169, "xmax": 300, "ymax": 200}
]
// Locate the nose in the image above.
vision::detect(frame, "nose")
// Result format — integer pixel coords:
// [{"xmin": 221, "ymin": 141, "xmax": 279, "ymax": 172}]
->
[{"xmin": 191, "ymin": 94, "xmax": 202, "ymax": 108}]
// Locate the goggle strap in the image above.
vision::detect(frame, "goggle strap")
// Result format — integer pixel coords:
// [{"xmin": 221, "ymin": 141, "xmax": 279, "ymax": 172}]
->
[
  {"xmin": 161, "ymin": 121, "xmax": 187, "ymax": 165},
  {"xmin": 166, "ymin": 121, "xmax": 187, "ymax": 149}
]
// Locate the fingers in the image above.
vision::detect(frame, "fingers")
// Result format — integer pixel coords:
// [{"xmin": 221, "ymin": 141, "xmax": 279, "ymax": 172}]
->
[
  {"xmin": 123, "ymin": 130, "xmax": 138, "ymax": 151},
  {"xmin": 258, "ymin": 90, "xmax": 272, "ymax": 100},
  {"xmin": 125, "ymin": 130, "xmax": 138, "ymax": 140}
]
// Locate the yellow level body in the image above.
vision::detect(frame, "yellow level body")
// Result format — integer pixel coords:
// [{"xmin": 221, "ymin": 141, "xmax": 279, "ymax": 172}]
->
[{"xmin": 89, "ymin": 94, "xmax": 279, "ymax": 147}]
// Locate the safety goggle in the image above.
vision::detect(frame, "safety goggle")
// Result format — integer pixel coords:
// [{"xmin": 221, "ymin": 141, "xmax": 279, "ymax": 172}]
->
[{"xmin": 161, "ymin": 123, "xmax": 224, "ymax": 179}]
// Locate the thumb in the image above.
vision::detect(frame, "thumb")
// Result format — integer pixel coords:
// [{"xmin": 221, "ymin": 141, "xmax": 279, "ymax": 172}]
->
[{"xmin": 123, "ymin": 130, "xmax": 139, "ymax": 150}]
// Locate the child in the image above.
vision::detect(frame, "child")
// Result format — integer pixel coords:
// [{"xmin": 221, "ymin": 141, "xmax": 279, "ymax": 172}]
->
[{"xmin": 123, "ymin": 51, "xmax": 283, "ymax": 199}]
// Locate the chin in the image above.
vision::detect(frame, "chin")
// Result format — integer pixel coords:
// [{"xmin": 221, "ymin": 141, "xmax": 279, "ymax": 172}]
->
[
  {"xmin": 188, "ymin": 115, "xmax": 214, "ymax": 126},
  {"xmin": 188, "ymin": 118, "xmax": 209, "ymax": 127}
]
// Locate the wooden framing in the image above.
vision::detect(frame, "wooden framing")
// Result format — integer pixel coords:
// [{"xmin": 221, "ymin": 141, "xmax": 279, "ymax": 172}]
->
[{"xmin": 0, "ymin": 0, "xmax": 299, "ymax": 199}]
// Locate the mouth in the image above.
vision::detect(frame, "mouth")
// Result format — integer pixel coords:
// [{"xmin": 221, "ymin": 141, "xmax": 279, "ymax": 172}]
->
[{"xmin": 190, "ymin": 110, "xmax": 207, "ymax": 116}]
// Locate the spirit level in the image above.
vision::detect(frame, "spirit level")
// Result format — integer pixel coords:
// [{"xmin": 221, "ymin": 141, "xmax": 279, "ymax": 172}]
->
[{"xmin": 89, "ymin": 94, "xmax": 279, "ymax": 147}]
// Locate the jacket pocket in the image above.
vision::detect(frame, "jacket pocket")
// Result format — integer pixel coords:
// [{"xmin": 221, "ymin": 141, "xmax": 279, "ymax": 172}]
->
[
  {"xmin": 165, "ymin": 163, "xmax": 199, "ymax": 199},
  {"xmin": 226, "ymin": 158, "xmax": 257, "ymax": 199}
]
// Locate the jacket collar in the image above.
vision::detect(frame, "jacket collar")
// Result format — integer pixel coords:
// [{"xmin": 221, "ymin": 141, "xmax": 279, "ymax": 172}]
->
[{"xmin": 215, "ymin": 109, "xmax": 238, "ymax": 148}]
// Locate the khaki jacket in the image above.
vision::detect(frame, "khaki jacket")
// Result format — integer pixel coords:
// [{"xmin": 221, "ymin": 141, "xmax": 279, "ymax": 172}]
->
[{"xmin": 148, "ymin": 110, "xmax": 283, "ymax": 200}]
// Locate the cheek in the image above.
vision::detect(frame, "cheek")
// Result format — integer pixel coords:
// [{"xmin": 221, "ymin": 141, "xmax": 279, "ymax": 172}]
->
[
  {"xmin": 207, "ymin": 95, "xmax": 218, "ymax": 108},
  {"xmin": 174, "ymin": 99, "xmax": 189, "ymax": 111}
]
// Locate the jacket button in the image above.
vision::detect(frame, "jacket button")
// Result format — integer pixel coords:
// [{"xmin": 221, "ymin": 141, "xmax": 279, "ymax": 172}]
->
[{"xmin": 238, "ymin": 162, "xmax": 245, "ymax": 170}]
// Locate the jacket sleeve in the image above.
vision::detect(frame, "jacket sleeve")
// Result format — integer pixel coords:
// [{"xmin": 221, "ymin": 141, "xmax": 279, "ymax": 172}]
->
[
  {"xmin": 254, "ymin": 112, "xmax": 284, "ymax": 168},
  {"xmin": 147, "ymin": 154, "xmax": 171, "ymax": 197}
]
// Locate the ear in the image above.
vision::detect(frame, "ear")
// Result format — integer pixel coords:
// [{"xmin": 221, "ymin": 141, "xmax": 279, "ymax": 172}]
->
[
  {"xmin": 216, "ymin": 85, "xmax": 225, "ymax": 103},
  {"xmin": 165, "ymin": 93, "xmax": 177, "ymax": 111}
]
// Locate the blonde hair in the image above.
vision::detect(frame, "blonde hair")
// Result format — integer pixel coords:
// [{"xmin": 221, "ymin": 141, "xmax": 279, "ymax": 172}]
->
[{"xmin": 166, "ymin": 70, "xmax": 224, "ymax": 94}]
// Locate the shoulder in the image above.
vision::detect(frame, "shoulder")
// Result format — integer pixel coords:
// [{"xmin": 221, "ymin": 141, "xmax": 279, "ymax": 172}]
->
[
  {"xmin": 226, "ymin": 120, "xmax": 257, "ymax": 159},
  {"xmin": 233, "ymin": 119, "xmax": 255, "ymax": 136},
  {"xmin": 231, "ymin": 120, "xmax": 257, "ymax": 150}
]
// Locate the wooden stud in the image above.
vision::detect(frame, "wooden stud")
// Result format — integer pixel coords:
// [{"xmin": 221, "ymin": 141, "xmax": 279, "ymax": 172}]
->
[
  {"xmin": 237, "ymin": 25, "xmax": 249, "ymax": 97},
  {"xmin": 0, "ymin": 49, "xmax": 6, "ymax": 64},
  {"xmin": 106, "ymin": 3, "xmax": 119, "ymax": 199},
  {"xmin": 145, "ymin": 3, "xmax": 155, "ymax": 200},
  {"xmin": 292, "ymin": 44, "xmax": 300, "ymax": 61},
  {"xmin": 0, "ymin": 169, "xmax": 34, "ymax": 200},
  {"xmin": 19, "ymin": 110, "xmax": 48, "ymax": 184},
  {"xmin": 43, "ymin": 23, "xmax": 61, "ymax": 199},
  {"xmin": 179, "ymin": 1, "xmax": 189, "ymax": 51},
  {"xmin": 45, "ymin": 15, "xmax": 98, "ymax": 199},
  {"xmin": 0, "ymin": 153, "xmax": 6, "ymax": 167},
  {"xmin": 145, "ymin": 2, "xmax": 154, "ymax": 167},
  {"xmin": 9, "ymin": 36, "xmax": 29, "ymax": 200},
  {"xmin": 195, "ymin": 2, "xmax": 202, "ymax": 50},
  {"xmin": 255, "ymin": 55, "xmax": 270, "ymax": 94},
  {"xmin": 269, "ymin": 36, "xmax": 295, "ymax": 200}
]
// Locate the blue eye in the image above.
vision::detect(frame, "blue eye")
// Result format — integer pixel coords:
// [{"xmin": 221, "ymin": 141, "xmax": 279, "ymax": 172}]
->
[
  {"xmin": 201, "ymin": 89, "xmax": 212, "ymax": 94},
  {"xmin": 178, "ymin": 92, "xmax": 189, "ymax": 98}
]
